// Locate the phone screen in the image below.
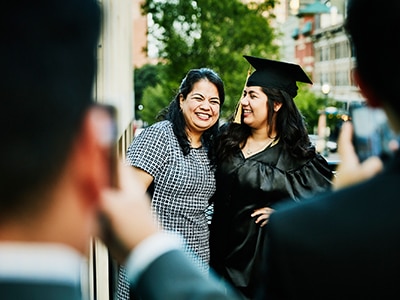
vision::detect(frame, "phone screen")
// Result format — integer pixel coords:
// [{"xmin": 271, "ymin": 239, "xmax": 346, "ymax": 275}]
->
[
  {"xmin": 349, "ymin": 102, "xmax": 395, "ymax": 162},
  {"xmin": 104, "ymin": 105, "xmax": 119, "ymax": 188},
  {"xmin": 93, "ymin": 103, "xmax": 119, "ymax": 188}
]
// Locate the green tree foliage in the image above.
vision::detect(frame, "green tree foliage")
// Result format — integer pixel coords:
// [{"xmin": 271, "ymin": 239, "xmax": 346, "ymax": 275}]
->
[
  {"xmin": 134, "ymin": 63, "xmax": 164, "ymax": 120},
  {"xmin": 134, "ymin": 64, "xmax": 160, "ymax": 106},
  {"xmin": 296, "ymin": 85, "xmax": 346, "ymax": 143},
  {"xmin": 140, "ymin": 83, "xmax": 173, "ymax": 124},
  {"xmin": 138, "ymin": 0, "xmax": 279, "ymax": 124},
  {"xmin": 295, "ymin": 84, "xmax": 325, "ymax": 134}
]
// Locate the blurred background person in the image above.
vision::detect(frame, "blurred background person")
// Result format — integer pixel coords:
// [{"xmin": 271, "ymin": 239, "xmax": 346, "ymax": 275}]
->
[{"xmin": 210, "ymin": 56, "xmax": 333, "ymax": 299}]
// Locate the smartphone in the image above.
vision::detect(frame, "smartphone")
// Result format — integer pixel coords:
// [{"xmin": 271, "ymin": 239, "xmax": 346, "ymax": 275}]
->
[
  {"xmin": 93, "ymin": 103, "xmax": 119, "ymax": 188},
  {"xmin": 103, "ymin": 104, "xmax": 119, "ymax": 189},
  {"xmin": 91, "ymin": 104, "xmax": 120, "ymax": 298},
  {"xmin": 349, "ymin": 102, "xmax": 396, "ymax": 162}
]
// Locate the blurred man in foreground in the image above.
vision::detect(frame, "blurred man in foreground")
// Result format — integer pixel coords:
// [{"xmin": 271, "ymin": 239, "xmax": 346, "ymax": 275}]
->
[{"xmin": 0, "ymin": 1, "xmax": 237, "ymax": 299}]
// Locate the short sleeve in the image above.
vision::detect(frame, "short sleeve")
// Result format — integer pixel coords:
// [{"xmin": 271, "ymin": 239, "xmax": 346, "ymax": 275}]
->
[{"xmin": 126, "ymin": 122, "xmax": 170, "ymax": 177}]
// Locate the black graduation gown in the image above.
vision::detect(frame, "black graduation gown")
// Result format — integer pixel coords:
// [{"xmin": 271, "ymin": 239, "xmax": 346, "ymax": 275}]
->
[{"xmin": 209, "ymin": 141, "xmax": 333, "ymax": 299}]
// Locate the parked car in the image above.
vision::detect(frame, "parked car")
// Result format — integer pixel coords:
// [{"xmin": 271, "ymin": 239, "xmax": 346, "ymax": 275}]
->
[
  {"xmin": 308, "ymin": 134, "xmax": 339, "ymax": 172},
  {"xmin": 308, "ymin": 134, "xmax": 337, "ymax": 153}
]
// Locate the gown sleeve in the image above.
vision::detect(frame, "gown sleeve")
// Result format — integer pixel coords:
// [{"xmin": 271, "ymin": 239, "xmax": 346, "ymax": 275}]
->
[{"xmin": 272, "ymin": 151, "xmax": 333, "ymax": 202}]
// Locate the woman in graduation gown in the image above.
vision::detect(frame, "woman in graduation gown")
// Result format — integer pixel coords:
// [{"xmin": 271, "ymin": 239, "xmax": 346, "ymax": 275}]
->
[{"xmin": 209, "ymin": 56, "xmax": 333, "ymax": 299}]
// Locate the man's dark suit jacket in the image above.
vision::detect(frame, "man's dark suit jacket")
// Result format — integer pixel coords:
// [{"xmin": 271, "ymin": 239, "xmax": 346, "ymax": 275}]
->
[
  {"xmin": 0, "ymin": 249, "xmax": 239, "ymax": 300},
  {"xmin": 132, "ymin": 249, "xmax": 242, "ymax": 300},
  {"xmin": 0, "ymin": 282, "xmax": 82, "ymax": 300},
  {"xmin": 0, "ymin": 244, "xmax": 87, "ymax": 300},
  {"xmin": 257, "ymin": 151, "xmax": 400, "ymax": 299}
]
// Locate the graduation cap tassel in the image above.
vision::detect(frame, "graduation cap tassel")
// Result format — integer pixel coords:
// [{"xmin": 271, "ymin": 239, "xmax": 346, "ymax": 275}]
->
[{"xmin": 233, "ymin": 66, "xmax": 252, "ymax": 124}]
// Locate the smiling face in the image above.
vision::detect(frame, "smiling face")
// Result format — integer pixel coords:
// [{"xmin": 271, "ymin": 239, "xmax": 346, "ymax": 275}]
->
[
  {"xmin": 180, "ymin": 78, "xmax": 221, "ymax": 136},
  {"xmin": 240, "ymin": 86, "xmax": 269, "ymax": 129}
]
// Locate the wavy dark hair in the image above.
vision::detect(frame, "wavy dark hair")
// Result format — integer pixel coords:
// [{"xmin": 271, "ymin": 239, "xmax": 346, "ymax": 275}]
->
[
  {"xmin": 157, "ymin": 68, "xmax": 225, "ymax": 167},
  {"xmin": 216, "ymin": 87, "xmax": 314, "ymax": 162}
]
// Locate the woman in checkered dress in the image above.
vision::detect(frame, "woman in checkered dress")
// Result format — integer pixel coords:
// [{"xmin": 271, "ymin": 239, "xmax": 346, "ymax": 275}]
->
[{"xmin": 116, "ymin": 68, "xmax": 225, "ymax": 299}]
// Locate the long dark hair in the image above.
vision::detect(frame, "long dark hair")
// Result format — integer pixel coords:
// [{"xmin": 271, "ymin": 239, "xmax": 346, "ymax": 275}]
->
[
  {"xmin": 216, "ymin": 87, "xmax": 314, "ymax": 162},
  {"xmin": 157, "ymin": 68, "xmax": 225, "ymax": 166}
]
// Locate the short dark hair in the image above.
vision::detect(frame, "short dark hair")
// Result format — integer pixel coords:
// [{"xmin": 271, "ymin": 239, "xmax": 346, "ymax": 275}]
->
[
  {"xmin": 345, "ymin": 0, "xmax": 400, "ymax": 112},
  {"xmin": 0, "ymin": 1, "xmax": 101, "ymax": 216}
]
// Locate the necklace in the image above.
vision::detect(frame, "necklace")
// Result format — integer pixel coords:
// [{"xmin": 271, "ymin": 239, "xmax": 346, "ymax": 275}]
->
[{"xmin": 245, "ymin": 138, "xmax": 276, "ymax": 155}]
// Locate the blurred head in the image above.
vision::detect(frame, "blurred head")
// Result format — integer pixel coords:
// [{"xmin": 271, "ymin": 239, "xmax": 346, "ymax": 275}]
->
[
  {"xmin": 345, "ymin": 0, "xmax": 400, "ymax": 115},
  {"xmin": 0, "ymin": 1, "xmax": 101, "ymax": 219}
]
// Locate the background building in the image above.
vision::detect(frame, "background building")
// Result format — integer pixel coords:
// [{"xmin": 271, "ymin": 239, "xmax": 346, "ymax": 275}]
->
[
  {"xmin": 132, "ymin": 0, "xmax": 149, "ymax": 68},
  {"xmin": 278, "ymin": 0, "xmax": 363, "ymax": 107},
  {"xmin": 91, "ymin": 1, "xmax": 135, "ymax": 299}
]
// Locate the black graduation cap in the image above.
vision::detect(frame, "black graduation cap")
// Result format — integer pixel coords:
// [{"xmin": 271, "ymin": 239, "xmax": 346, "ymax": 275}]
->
[{"xmin": 244, "ymin": 55, "xmax": 312, "ymax": 98}]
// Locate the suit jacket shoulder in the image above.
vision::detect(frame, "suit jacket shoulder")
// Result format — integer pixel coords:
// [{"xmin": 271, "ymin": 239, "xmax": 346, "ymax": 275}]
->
[
  {"xmin": 134, "ymin": 249, "xmax": 241, "ymax": 300},
  {"xmin": 0, "ymin": 282, "xmax": 82, "ymax": 300}
]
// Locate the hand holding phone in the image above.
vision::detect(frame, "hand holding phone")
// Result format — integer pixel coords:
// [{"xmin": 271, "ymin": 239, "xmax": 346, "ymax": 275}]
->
[
  {"xmin": 349, "ymin": 102, "xmax": 396, "ymax": 162},
  {"xmin": 99, "ymin": 165, "xmax": 158, "ymax": 264},
  {"xmin": 333, "ymin": 122, "xmax": 384, "ymax": 190},
  {"xmin": 92, "ymin": 103, "xmax": 119, "ymax": 188}
]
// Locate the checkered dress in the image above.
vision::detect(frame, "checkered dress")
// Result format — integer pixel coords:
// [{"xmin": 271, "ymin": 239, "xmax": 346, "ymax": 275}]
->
[{"xmin": 126, "ymin": 120, "xmax": 215, "ymax": 271}]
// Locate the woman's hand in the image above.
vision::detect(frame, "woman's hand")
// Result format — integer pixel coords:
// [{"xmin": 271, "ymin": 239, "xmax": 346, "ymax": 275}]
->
[{"xmin": 251, "ymin": 207, "xmax": 274, "ymax": 227}]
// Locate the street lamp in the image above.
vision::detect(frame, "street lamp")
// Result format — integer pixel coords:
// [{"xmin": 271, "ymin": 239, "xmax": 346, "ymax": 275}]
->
[
  {"xmin": 321, "ymin": 83, "xmax": 331, "ymax": 97},
  {"xmin": 289, "ymin": 0, "xmax": 299, "ymax": 14},
  {"xmin": 321, "ymin": 83, "xmax": 331, "ymax": 156}
]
